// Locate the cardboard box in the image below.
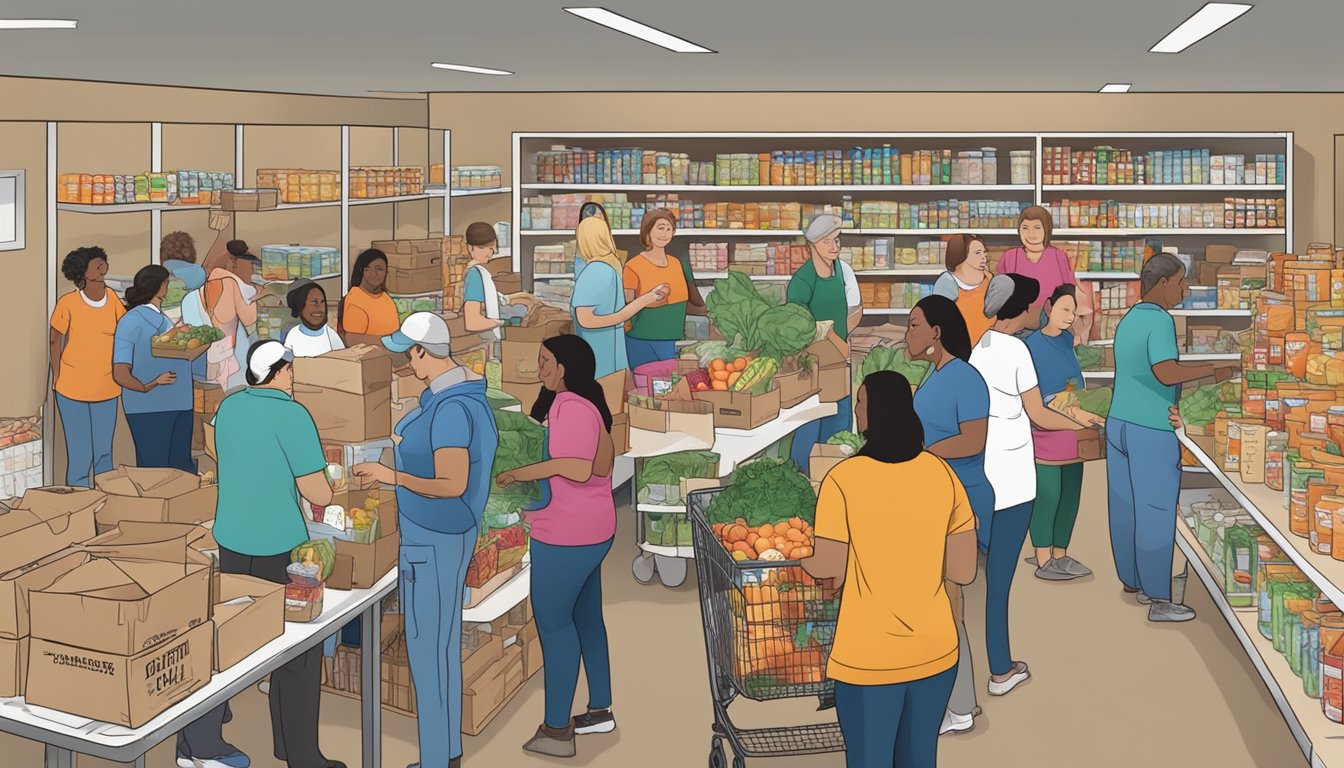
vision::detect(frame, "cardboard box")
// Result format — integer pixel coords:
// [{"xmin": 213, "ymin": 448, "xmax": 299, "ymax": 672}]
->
[
  {"xmin": 0, "ymin": 636, "xmax": 26, "ymax": 697},
  {"xmin": 598, "ymin": 370, "xmax": 633, "ymax": 415},
  {"xmin": 192, "ymin": 412, "xmax": 205, "ymax": 452},
  {"xmin": 1205, "ymin": 244, "xmax": 1239, "ymax": 264},
  {"xmin": 1197, "ymin": 261, "xmax": 1223, "ymax": 287},
  {"xmin": 371, "ymin": 239, "xmax": 444, "ymax": 271},
  {"xmin": 293, "ymin": 345, "xmax": 394, "ymax": 395},
  {"xmin": 386, "ymin": 266, "xmax": 442, "ymax": 295},
  {"xmin": 0, "ymin": 487, "xmax": 103, "ymax": 573},
  {"xmin": 26, "ymin": 621, "xmax": 214, "ymax": 728},
  {"xmin": 463, "ymin": 565, "xmax": 521, "ymax": 610},
  {"xmin": 463, "ymin": 649, "xmax": 509, "ymax": 736},
  {"xmin": 610, "ymin": 413, "xmax": 629, "ymax": 455},
  {"xmin": 497, "ymin": 379, "xmax": 543, "ymax": 409},
  {"xmin": 219, "ymin": 188, "xmax": 278, "ymax": 211},
  {"xmin": 393, "ymin": 366, "xmax": 427, "ymax": 402},
  {"xmin": 29, "ymin": 558, "xmax": 211, "ymax": 656},
  {"xmin": 213, "ymin": 573, "xmax": 285, "ymax": 672},
  {"xmin": 501, "ymin": 340, "xmax": 542, "ymax": 384},
  {"xmin": 193, "ymin": 382, "xmax": 224, "ymax": 416},
  {"xmin": 502, "ymin": 318, "xmax": 572, "ymax": 343},
  {"xmin": 775, "ymin": 368, "xmax": 821, "ymax": 409},
  {"xmin": 1076, "ymin": 428, "xmax": 1105, "ymax": 462},
  {"xmin": 628, "ymin": 397, "xmax": 716, "ymax": 434},
  {"xmin": 462, "ymin": 631, "xmax": 504, "ymax": 688},
  {"xmin": 284, "ymin": 581, "xmax": 324, "ymax": 623},
  {"xmin": 77, "ymin": 521, "xmax": 218, "ymax": 605},
  {"xmin": 695, "ymin": 385, "xmax": 783, "ymax": 431},
  {"xmin": 94, "ymin": 467, "xmax": 216, "ymax": 532},
  {"xmin": 503, "ymin": 643, "xmax": 525, "ymax": 693},
  {"xmin": 327, "ymin": 496, "xmax": 400, "ymax": 591},
  {"xmin": 294, "ymin": 384, "xmax": 392, "ymax": 442},
  {"xmin": 809, "ymin": 443, "xmax": 853, "ymax": 482},
  {"xmin": 0, "ymin": 549, "xmax": 91, "ymax": 640},
  {"xmin": 518, "ymin": 620, "xmax": 542, "ymax": 679},
  {"xmin": 806, "ymin": 332, "xmax": 852, "ymax": 403}
]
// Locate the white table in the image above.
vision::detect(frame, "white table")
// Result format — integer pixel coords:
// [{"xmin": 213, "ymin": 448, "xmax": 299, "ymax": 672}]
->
[{"xmin": 0, "ymin": 570, "xmax": 399, "ymax": 768}]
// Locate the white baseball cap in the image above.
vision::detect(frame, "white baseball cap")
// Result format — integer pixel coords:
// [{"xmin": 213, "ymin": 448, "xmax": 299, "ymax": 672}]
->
[
  {"xmin": 247, "ymin": 339, "xmax": 294, "ymax": 382},
  {"xmin": 805, "ymin": 214, "xmax": 843, "ymax": 244},
  {"xmin": 383, "ymin": 312, "xmax": 452, "ymax": 357}
]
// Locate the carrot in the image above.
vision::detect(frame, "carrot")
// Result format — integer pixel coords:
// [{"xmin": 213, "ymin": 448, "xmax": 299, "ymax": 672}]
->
[
  {"xmin": 747, "ymin": 532, "xmax": 759, "ymax": 547},
  {"xmin": 774, "ymin": 521, "xmax": 791, "ymax": 536},
  {"xmin": 733, "ymin": 357, "xmax": 748, "ymax": 371}
]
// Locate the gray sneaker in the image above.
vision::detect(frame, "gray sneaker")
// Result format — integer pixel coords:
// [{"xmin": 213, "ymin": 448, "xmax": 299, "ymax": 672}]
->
[
  {"xmin": 1025, "ymin": 555, "xmax": 1039, "ymax": 567},
  {"xmin": 1035, "ymin": 559, "xmax": 1077, "ymax": 581},
  {"xmin": 1055, "ymin": 556, "xmax": 1093, "ymax": 577},
  {"xmin": 1149, "ymin": 601, "xmax": 1196, "ymax": 622},
  {"xmin": 1135, "ymin": 591, "xmax": 1153, "ymax": 605},
  {"xmin": 523, "ymin": 727, "xmax": 576, "ymax": 758}
]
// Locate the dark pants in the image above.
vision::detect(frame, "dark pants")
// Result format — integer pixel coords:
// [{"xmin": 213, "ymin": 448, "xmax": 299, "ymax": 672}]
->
[
  {"xmin": 833, "ymin": 666, "xmax": 956, "ymax": 768},
  {"xmin": 985, "ymin": 502, "xmax": 1032, "ymax": 676},
  {"xmin": 126, "ymin": 410, "xmax": 196, "ymax": 473},
  {"xmin": 178, "ymin": 548, "xmax": 328, "ymax": 768},
  {"xmin": 531, "ymin": 538, "xmax": 614, "ymax": 730}
]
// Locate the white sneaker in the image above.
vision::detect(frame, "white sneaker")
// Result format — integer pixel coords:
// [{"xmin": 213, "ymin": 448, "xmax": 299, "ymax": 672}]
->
[
  {"xmin": 177, "ymin": 760, "xmax": 194, "ymax": 768},
  {"xmin": 258, "ymin": 680, "xmax": 270, "ymax": 695},
  {"xmin": 939, "ymin": 710, "xmax": 974, "ymax": 735},
  {"xmin": 987, "ymin": 662, "xmax": 1030, "ymax": 696}
]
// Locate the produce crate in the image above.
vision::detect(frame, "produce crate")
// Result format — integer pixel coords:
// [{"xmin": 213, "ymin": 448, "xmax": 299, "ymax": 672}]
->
[{"xmin": 687, "ymin": 488, "xmax": 836, "ymax": 702}]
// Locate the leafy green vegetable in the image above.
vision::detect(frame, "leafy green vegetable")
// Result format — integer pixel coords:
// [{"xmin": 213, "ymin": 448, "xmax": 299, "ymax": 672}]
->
[
  {"xmin": 708, "ymin": 458, "xmax": 818, "ymax": 528},
  {"xmin": 486, "ymin": 388, "xmax": 521, "ymax": 412},
  {"xmin": 492, "ymin": 410, "xmax": 546, "ymax": 502},
  {"xmin": 858, "ymin": 345, "xmax": 930, "ymax": 388},
  {"xmin": 1074, "ymin": 345, "xmax": 1106, "ymax": 371},
  {"xmin": 1178, "ymin": 382, "xmax": 1240, "ymax": 430},
  {"xmin": 1075, "ymin": 386, "xmax": 1113, "ymax": 420},
  {"xmin": 706, "ymin": 271, "xmax": 775, "ymax": 351},
  {"xmin": 757, "ymin": 304, "xmax": 819, "ymax": 365},
  {"xmin": 640, "ymin": 451, "xmax": 721, "ymax": 488},
  {"xmin": 826, "ymin": 431, "xmax": 866, "ymax": 453}
]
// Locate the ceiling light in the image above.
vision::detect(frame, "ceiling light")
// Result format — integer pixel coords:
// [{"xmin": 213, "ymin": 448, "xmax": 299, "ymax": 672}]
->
[
  {"xmin": 1099, "ymin": 83, "xmax": 1132, "ymax": 93},
  {"xmin": 0, "ymin": 19, "xmax": 77, "ymax": 29},
  {"xmin": 1150, "ymin": 3, "xmax": 1252, "ymax": 53},
  {"xmin": 564, "ymin": 7, "xmax": 715, "ymax": 53},
  {"xmin": 431, "ymin": 62, "xmax": 514, "ymax": 76}
]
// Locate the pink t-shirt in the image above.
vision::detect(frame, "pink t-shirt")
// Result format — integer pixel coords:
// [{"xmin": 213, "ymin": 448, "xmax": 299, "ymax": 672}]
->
[
  {"xmin": 998, "ymin": 246, "xmax": 1076, "ymax": 311},
  {"xmin": 526, "ymin": 392, "xmax": 617, "ymax": 547}
]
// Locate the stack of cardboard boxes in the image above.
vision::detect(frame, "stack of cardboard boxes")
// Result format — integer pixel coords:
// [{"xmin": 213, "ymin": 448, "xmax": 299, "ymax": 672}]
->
[
  {"xmin": 373, "ymin": 239, "xmax": 444, "ymax": 297},
  {"xmin": 442, "ymin": 236, "xmax": 470, "ymax": 309},
  {"xmin": 497, "ymin": 309, "xmax": 573, "ymax": 406}
]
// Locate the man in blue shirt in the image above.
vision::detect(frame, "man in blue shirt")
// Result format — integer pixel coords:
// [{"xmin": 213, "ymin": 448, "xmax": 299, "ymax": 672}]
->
[
  {"xmin": 353, "ymin": 313, "xmax": 499, "ymax": 768},
  {"xmin": 1107, "ymin": 254, "xmax": 1237, "ymax": 623}
]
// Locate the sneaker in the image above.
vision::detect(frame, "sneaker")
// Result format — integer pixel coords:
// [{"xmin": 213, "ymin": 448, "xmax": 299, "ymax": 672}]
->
[
  {"xmin": 1055, "ymin": 556, "xmax": 1093, "ymax": 577},
  {"xmin": 1035, "ymin": 559, "xmax": 1077, "ymax": 581},
  {"xmin": 523, "ymin": 726, "xmax": 576, "ymax": 758},
  {"xmin": 1025, "ymin": 555, "xmax": 1039, "ymax": 567},
  {"xmin": 1136, "ymin": 591, "xmax": 1153, "ymax": 605},
  {"xmin": 177, "ymin": 760, "xmax": 194, "ymax": 768},
  {"xmin": 572, "ymin": 709, "xmax": 616, "ymax": 735},
  {"xmin": 185, "ymin": 752, "xmax": 251, "ymax": 768},
  {"xmin": 257, "ymin": 680, "xmax": 270, "ymax": 696},
  {"xmin": 1149, "ymin": 601, "xmax": 1196, "ymax": 623},
  {"xmin": 987, "ymin": 662, "xmax": 1030, "ymax": 697},
  {"xmin": 939, "ymin": 710, "xmax": 975, "ymax": 735}
]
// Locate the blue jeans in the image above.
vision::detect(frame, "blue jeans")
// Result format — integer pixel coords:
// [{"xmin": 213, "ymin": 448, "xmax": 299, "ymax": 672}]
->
[
  {"xmin": 625, "ymin": 337, "xmax": 677, "ymax": 371},
  {"xmin": 55, "ymin": 393, "xmax": 117, "ymax": 487},
  {"xmin": 789, "ymin": 395, "xmax": 852, "ymax": 471},
  {"xmin": 399, "ymin": 514, "xmax": 475, "ymax": 764},
  {"xmin": 985, "ymin": 501, "xmax": 1032, "ymax": 676},
  {"xmin": 531, "ymin": 538, "xmax": 614, "ymax": 730},
  {"xmin": 125, "ymin": 410, "xmax": 196, "ymax": 473},
  {"xmin": 1106, "ymin": 419, "xmax": 1181, "ymax": 602},
  {"xmin": 833, "ymin": 666, "xmax": 956, "ymax": 768}
]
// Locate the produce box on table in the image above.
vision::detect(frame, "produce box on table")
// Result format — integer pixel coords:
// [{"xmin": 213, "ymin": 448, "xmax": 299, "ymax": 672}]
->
[
  {"xmin": 285, "ymin": 539, "xmax": 334, "ymax": 622},
  {"xmin": 637, "ymin": 451, "xmax": 720, "ymax": 507},
  {"xmin": 305, "ymin": 491, "xmax": 398, "ymax": 590},
  {"xmin": 809, "ymin": 432, "xmax": 865, "ymax": 482},
  {"xmin": 628, "ymin": 391, "xmax": 716, "ymax": 441}
]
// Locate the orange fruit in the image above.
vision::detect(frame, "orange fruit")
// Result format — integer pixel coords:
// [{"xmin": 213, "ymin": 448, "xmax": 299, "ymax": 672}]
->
[{"xmin": 727, "ymin": 372, "xmax": 742, "ymax": 387}]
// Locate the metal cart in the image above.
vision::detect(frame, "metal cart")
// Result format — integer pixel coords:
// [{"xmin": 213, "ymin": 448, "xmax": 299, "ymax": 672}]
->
[{"xmin": 687, "ymin": 488, "xmax": 846, "ymax": 767}]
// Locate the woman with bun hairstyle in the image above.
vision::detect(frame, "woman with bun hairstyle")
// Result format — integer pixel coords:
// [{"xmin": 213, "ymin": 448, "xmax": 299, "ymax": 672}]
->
[
  {"xmin": 49, "ymin": 246, "xmax": 125, "ymax": 487},
  {"xmin": 338, "ymin": 248, "xmax": 401, "ymax": 347},
  {"xmin": 113, "ymin": 265, "xmax": 205, "ymax": 473},
  {"xmin": 997, "ymin": 206, "xmax": 1093, "ymax": 340},
  {"xmin": 932, "ymin": 233, "xmax": 994, "ymax": 345},
  {"xmin": 201, "ymin": 239, "xmax": 262, "ymax": 391}
]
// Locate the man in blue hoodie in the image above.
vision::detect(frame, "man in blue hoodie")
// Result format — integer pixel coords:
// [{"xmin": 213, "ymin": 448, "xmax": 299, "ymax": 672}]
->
[{"xmin": 353, "ymin": 313, "xmax": 499, "ymax": 768}]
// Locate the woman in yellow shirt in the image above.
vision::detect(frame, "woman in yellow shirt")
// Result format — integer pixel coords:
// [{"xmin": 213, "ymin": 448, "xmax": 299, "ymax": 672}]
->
[
  {"xmin": 49, "ymin": 246, "xmax": 126, "ymax": 487},
  {"xmin": 803, "ymin": 370, "xmax": 978, "ymax": 768},
  {"xmin": 338, "ymin": 248, "xmax": 401, "ymax": 346}
]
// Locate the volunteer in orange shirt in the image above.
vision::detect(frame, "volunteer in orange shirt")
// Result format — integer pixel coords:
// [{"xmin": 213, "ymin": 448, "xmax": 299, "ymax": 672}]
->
[
  {"xmin": 622, "ymin": 208, "xmax": 704, "ymax": 369},
  {"xmin": 932, "ymin": 233, "xmax": 994, "ymax": 344},
  {"xmin": 49, "ymin": 246, "xmax": 126, "ymax": 487},
  {"xmin": 338, "ymin": 248, "xmax": 401, "ymax": 346}
]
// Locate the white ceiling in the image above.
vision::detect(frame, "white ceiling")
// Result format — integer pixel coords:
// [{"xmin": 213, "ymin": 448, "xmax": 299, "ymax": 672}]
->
[{"xmin": 0, "ymin": 1, "xmax": 1338, "ymax": 97}]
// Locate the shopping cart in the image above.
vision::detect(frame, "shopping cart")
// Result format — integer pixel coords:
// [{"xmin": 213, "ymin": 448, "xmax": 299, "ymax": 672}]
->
[{"xmin": 687, "ymin": 488, "xmax": 846, "ymax": 767}]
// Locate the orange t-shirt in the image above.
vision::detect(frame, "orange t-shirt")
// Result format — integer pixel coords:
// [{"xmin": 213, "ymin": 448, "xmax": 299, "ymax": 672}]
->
[
  {"xmin": 51, "ymin": 289, "xmax": 126, "ymax": 402},
  {"xmin": 954, "ymin": 280, "xmax": 994, "ymax": 345},
  {"xmin": 340, "ymin": 286, "xmax": 401, "ymax": 337}
]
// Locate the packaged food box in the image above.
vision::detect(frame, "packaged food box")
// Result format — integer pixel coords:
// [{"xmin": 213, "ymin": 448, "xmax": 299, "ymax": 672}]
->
[
  {"xmin": 93, "ymin": 467, "xmax": 217, "ymax": 532},
  {"xmin": 213, "ymin": 574, "xmax": 285, "ymax": 671},
  {"xmin": 284, "ymin": 581, "xmax": 324, "ymax": 623}
]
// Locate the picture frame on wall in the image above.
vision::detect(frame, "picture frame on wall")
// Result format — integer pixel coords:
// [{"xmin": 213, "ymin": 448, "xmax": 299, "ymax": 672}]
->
[{"xmin": 0, "ymin": 169, "xmax": 24, "ymax": 252}]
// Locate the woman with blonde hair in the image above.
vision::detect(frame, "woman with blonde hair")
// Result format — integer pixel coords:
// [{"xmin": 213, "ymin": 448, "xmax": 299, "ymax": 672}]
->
[{"xmin": 571, "ymin": 216, "xmax": 669, "ymax": 378}]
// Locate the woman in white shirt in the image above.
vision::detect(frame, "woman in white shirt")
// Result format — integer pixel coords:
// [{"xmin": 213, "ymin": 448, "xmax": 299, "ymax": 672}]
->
[
  {"xmin": 969, "ymin": 274, "xmax": 1092, "ymax": 698},
  {"xmin": 282, "ymin": 279, "xmax": 344, "ymax": 358}
]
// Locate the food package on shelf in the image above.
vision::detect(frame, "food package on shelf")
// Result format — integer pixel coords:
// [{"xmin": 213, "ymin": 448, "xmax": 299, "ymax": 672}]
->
[
  {"xmin": 450, "ymin": 165, "xmax": 503, "ymax": 190},
  {"xmin": 348, "ymin": 167, "xmax": 424, "ymax": 199},
  {"xmin": 256, "ymin": 169, "xmax": 341, "ymax": 204},
  {"xmin": 260, "ymin": 244, "xmax": 341, "ymax": 282}
]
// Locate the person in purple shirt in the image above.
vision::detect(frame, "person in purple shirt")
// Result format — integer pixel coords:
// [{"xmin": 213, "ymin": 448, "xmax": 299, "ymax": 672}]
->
[{"xmin": 496, "ymin": 334, "xmax": 618, "ymax": 759}]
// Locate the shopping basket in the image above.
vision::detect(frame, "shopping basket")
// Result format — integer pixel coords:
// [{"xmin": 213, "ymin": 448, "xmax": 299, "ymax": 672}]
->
[{"xmin": 688, "ymin": 488, "xmax": 845, "ymax": 767}]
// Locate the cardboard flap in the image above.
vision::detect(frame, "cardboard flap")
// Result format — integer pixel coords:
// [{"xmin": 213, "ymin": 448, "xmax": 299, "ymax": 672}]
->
[
  {"xmin": 0, "ymin": 509, "xmax": 45, "ymax": 538},
  {"xmin": 217, "ymin": 573, "xmax": 281, "ymax": 603},
  {"xmin": 78, "ymin": 521, "xmax": 190, "ymax": 564},
  {"xmin": 807, "ymin": 330, "xmax": 850, "ymax": 367},
  {"xmin": 15, "ymin": 487, "xmax": 106, "ymax": 521},
  {"xmin": 97, "ymin": 467, "xmax": 201, "ymax": 499},
  {"xmin": 114, "ymin": 560, "xmax": 192, "ymax": 593},
  {"xmin": 598, "ymin": 370, "xmax": 633, "ymax": 415},
  {"xmin": 44, "ymin": 559, "xmax": 143, "ymax": 596}
]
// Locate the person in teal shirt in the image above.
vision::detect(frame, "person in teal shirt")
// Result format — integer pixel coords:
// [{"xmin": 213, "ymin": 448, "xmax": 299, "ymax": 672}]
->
[
  {"xmin": 571, "ymin": 216, "xmax": 668, "ymax": 378},
  {"xmin": 787, "ymin": 213, "xmax": 862, "ymax": 471},
  {"xmin": 180, "ymin": 339, "xmax": 345, "ymax": 768},
  {"xmin": 1107, "ymin": 254, "xmax": 1236, "ymax": 624}
]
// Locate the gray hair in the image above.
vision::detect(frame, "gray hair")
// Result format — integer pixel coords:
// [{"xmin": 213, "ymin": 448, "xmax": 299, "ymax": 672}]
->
[
  {"xmin": 983, "ymin": 274, "xmax": 1016, "ymax": 319},
  {"xmin": 1141, "ymin": 253, "xmax": 1186, "ymax": 294}
]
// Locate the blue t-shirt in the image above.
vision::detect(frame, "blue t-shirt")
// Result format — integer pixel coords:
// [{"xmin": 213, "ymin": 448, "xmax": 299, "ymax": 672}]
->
[
  {"xmin": 570, "ymin": 260, "xmax": 629, "ymax": 378},
  {"xmin": 1024, "ymin": 329, "xmax": 1084, "ymax": 403},
  {"xmin": 913, "ymin": 358, "xmax": 993, "ymax": 517},
  {"xmin": 464, "ymin": 267, "xmax": 486, "ymax": 304},
  {"xmin": 1110, "ymin": 302, "xmax": 1180, "ymax": 432},
  {"xmin": 393, "ymin": 377, "xmax": 499, "ymax": 534},
  {"xmin": 113, "ymin": 305, "xmax": 205, "ymax": 415}
]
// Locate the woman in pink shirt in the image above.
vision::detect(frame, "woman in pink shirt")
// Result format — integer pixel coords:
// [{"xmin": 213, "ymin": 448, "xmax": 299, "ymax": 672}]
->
[
  {"xmin": 496, "ymin": 334, "xmax": 617, "ymax": 759},
  {"xmin": 998, "ymin": 206, "xmax": 1093, "ymax": 342}
]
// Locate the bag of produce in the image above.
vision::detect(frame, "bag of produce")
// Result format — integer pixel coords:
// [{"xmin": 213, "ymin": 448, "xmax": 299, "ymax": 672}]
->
[{"xmin": 288, "ymin": 539, "xmax": 335, "ymax": 587}]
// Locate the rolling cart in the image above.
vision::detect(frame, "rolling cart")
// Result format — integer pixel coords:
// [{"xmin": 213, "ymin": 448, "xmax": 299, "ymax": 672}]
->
[{"xmin": 687, "ymin": 487, "xmax": 845, "ymax": 767}]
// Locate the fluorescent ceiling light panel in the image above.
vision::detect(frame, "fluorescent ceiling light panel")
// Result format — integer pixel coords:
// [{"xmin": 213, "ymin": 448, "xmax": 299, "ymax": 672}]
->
[
  {"xmin": 0, "ymin": 19, "xmax": 77, "ymax": 29},
  {"xmin": 1150, "ymin": 3, "xmax": 1252, "ymax": 53},
  {"xmin": 431, "ymin": 62, "xmax": 513, "ymax": 76},
  {"xmin": 1099, "ymin": 83, "xmax": 1132, "ymax": 93},
  {"xmin": 564, "ymin": 7, "xmax": 715, "ymax": 53}
]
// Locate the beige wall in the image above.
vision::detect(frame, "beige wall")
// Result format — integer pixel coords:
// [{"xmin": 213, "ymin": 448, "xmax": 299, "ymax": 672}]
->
[{"xmin": 429, "ymin": 91, "xmax": 1341, "ymax": 251}]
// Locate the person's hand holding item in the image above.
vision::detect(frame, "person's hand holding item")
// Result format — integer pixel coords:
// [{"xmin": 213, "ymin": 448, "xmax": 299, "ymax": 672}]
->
[
  {"xmin": 1075, "ymin": 410, "xmax": 1105, "ymax": 429},
  {"xmin": 1169, "ymin": 405, "xmax": 1183, "ymax": 430},
  {"xmin": 352, "ymin": 462, "xmax": 395, "ymax": 486},
  {"xmin": 637, "ymin": 282, "xmax": 671, "ymax": 308},
  {"xmin": 153, "ymin": 371, "xmax": 177, "ymax": 389},
  {"xmin": 496, "ymin": 471, "xmax": 518, "ymax": 489},
  {"xmin": 1214, "ymin": 364, "xmax": 1239, "ymax": 383}
]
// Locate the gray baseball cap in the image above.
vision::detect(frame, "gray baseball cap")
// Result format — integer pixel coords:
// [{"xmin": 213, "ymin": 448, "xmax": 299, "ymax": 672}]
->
[{"xmin": 805, "ymin": 214, "xmax": 843, "ymax": 244}]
